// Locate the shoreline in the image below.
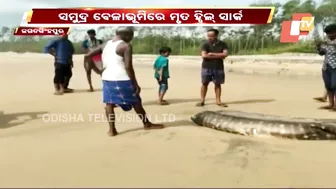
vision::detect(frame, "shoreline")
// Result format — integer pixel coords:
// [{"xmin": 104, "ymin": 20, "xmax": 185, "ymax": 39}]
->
[{"xmin": 1, "ymin": 52, "xmax": 323, "ymax": 76}]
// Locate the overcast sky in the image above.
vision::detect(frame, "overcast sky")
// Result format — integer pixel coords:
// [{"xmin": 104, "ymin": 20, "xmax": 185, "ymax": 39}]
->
[{"xmin": 0, "ymin": 0, "xmax": 290, "ymax": 27}]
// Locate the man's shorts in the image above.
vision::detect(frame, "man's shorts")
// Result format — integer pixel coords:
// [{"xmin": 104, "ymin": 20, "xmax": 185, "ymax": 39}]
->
[
  {"xmin": 102, "ymin": 80, "xmax": 141, "ymax": 111},
  {"xmin": 54, "ymin": 63, "xmax": 72, "ymax": 84},
  {"xmin": 322, "ymin": 65, "xmax": 336, "ymax": 93},
  {"xmin": 157, "ymin": 78, "xmax": 168, "ymax": 93},
  {"xmin": 201, "ymin": 68, "xmax": 225, "ymax": 85}
]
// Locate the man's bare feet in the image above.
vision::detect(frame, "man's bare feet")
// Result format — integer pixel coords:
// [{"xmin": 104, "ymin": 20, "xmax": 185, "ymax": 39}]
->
[
  {"xmin": 158, "ymin": 100, "xmax": 169, "ymax": 105},
  {"xmin": 87, "ymin": 87, "xmax": 94, "ymax": 92},
  {"xmin": 54, "ymin": 91, "xmax": 63, "ymax": 95},
  {"xmin": 144, "ymin": 122, "xmax": 165, "ymax": 130},
  {"xmin": 216, "ymin": 102, "xmax": 228, "ymax": 107},
  {"xmin": 64, "ymin": 88, "xmax": 74, "ymax": 93},
  {"xmin": 313, "ymin": 97, "xmax": 327, "ymax": 102},
  {"xmin": 196, "ymin": 101, "xmax": 205, "ymax": 107},
  {"xmin": 107, "ymin": 128, "xmax": 118, "ymax": 136},
  {"xmin": 319, "ymin": 105, "xmax": 333, "ymax": 110}
]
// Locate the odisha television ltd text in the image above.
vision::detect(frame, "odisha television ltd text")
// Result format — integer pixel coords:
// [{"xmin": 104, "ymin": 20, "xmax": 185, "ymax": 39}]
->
[{"xmin": 41, "ymin": 113, "xmax": 177, "ymax": 123}]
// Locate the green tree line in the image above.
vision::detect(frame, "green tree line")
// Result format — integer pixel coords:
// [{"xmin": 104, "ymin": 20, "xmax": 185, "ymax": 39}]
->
[{"xmin": 0, "ymin": 0, "xmax": 335, "ymax": 55}]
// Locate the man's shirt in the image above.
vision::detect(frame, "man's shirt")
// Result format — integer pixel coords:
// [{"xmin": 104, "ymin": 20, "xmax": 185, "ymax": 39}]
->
[
  {"xmin": 154, "ymin": 55, "xmax": 170, "ymax": 79},
  {"xmin": 201, "ymin": 40, "xmax": 229, "ymax": 70},
  {"xmin": 318, "ymin": 39, "xmax": 336, "ymax": 70},
  {"xmin": 44, "ymin": 38, "xmax": 74, "ymax": 64}
]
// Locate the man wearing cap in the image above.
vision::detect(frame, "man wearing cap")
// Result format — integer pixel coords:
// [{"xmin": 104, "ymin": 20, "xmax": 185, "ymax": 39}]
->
[{"xmin": 82, "ymin": 29, "xmax": 104, "ymax": 92}]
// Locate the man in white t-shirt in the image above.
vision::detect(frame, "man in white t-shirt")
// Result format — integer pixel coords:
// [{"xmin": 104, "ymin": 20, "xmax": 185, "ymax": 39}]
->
[{"xmin": 84, "ymin": 27, "xmax": 164, "ymax": 136}]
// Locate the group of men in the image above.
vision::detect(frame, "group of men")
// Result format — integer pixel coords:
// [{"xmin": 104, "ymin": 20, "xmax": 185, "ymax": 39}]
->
[
  {"xmin": 44, "ymin": 27, "xmax": 229, "ymax": 136},
  {"xmin": 44, "ymin": 24, "xmax": 336, "ymax": 136}
]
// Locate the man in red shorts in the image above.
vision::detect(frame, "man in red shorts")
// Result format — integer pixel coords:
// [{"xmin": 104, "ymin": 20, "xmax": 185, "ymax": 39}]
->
[{"xmin": 82, "ymin": 29, "xmax": 104, "ymax": 92}]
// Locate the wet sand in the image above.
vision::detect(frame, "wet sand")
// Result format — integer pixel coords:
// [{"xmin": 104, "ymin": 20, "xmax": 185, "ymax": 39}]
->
[{"xmin": 0, "ymin": 53, "xmax": 335, "ymax": 187}]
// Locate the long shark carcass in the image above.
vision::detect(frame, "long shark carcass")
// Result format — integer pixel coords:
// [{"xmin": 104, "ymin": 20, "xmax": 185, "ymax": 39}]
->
[{"xmin": 191, "ymin": 110, "xmax": 336, "ymax": 140}]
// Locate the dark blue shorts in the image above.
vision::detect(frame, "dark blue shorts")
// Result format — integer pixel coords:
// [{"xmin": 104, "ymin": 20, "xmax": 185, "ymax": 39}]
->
[
  {"xmin": 54, "ymin": 63, "xmax": 72, "ymax": 84},
  {"xmin": 201, "ymin": 68, "xmax": 225, "ymax": 85},
  {"xmin": 322, "ymin": 65, "xmax": 336, "ymax": 93}
]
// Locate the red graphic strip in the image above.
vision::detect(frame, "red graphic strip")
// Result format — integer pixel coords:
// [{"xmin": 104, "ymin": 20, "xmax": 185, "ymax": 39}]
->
[
  {"xmin": 13, "ymin": 27, "xmax": 70, "ymax": 36},
  {"xmin": 27, "ymin": 8, "xmax": 274, "ymax": 25}
]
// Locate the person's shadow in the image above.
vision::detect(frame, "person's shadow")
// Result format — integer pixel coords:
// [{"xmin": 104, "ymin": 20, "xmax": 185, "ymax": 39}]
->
[
  {"xmin": 142, "ymin": 98, "xmax": 275, "ymax": 106},
  {"xmin": 0, "ymin": 111, "xmax": 48, "ymax": 129},
  {"xmin": 142, "ymin": 98, "xmax": 208, "ymax": 106},
  {"xmin": 65, "ymin": 89, "xmax": 102, "ymax": 93},
  {"xmin": 66, "ymin": 87, "xmax": 154, "ymax": 94}
]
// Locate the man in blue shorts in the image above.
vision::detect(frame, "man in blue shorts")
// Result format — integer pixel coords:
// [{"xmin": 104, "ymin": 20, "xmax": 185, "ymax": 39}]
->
[
  {"xmin": 45, "ymin": 34, "xmax": 75, "ymax": 95},
  {"xmin": 317, "ymin": 24, "xmax": 336, "ymax": 111},
  {"xmin": 84, "ymin": 27, "xmax": 164, "ymax": 136},
  {"xmin": 196, "ymin": 28, "xmax": 229, "ymax": 107}
]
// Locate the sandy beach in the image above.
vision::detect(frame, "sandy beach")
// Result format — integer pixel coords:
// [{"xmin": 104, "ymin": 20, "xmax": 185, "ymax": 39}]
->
[{"xmin": 1, "ymin": 53, "xmax": 336, "ymax": 187}]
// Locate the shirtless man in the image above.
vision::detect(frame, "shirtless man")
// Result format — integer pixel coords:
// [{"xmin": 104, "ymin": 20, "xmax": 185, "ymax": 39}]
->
[
  {"xmin": 82, "ymin": 29, "xmax": 103, "ymax": 92},
  {"xmin": 84, "ymin": 27, "xmax": 164, "ymax": 136}
]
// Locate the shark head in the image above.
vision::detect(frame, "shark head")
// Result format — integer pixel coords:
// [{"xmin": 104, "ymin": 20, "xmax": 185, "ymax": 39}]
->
[{"xmin": 191, "ymin": 111, "xmax": 212, "ymax": 126}]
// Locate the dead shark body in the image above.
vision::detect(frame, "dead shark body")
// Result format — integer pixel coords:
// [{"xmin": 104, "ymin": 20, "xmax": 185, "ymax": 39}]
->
[{"xmin": 191, "ymin": 110, "xmax": 336, "ymax": 140}]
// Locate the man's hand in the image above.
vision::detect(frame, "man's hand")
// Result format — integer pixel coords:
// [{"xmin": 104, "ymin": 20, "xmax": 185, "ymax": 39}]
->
[
  {"xmin": 205, "ymin": 52, "xmax": 227, "ymax": 59},
  {"xmin": 84, "ymin": 55, "xmax": 91, "ymax": 63},
  {"xmin": 100, "ymin": 68, "xmax": 105, "ymax": 75},
  {"xmin": 316, "ymin": 41, "xmax": 327, "ymax": 48},
  {"xmin": 85, "ymin": 45, "xmax": 103, "ymax": 59},
  {"xmin": 135, "ymin": 84, "xmax": 141, "ymax": 95},
  {"xmin": 159, "ymin": 76, "xmax": 162, "ymax": 81},
  {"xmin": 315, "ymin": 41, "xmax": 322, "ymax": 47},
  {"xmin": 49, "ymin": 49, "xmax": 56, "ymax": 57},
  {"xmin": 69, "ymin": 59, "xmax": 74, "ymax": 68},
  {"xmin": 202, "ymin": 51, "xmax": 219, "ymax": 59}
]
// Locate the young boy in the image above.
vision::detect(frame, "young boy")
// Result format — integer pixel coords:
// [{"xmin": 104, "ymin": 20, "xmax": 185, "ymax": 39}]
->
[
  {"xmin": 154, "ymin": 47, "xmax": 172, "ymax": 105},
  {"xmin": 316, "ymin": 24, "xmax": 336, "ymax": 111}
]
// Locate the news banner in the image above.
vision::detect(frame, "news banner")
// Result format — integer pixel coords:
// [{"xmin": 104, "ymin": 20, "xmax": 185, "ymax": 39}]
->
[{"xmin": 13, "ymin": 7, "xmax": 275, "ymax": 36}]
